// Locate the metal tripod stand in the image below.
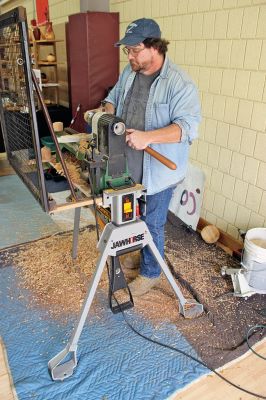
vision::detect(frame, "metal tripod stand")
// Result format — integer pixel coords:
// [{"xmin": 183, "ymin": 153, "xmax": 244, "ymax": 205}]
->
[{"xmin": 48, "ymin": 185, "xmax": 203, "ymax": 381}]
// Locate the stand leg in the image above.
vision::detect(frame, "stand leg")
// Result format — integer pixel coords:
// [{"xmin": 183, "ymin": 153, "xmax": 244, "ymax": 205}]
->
[
  {"xmin": 109, "ymin": 256, "xmax": 134, "ymax": 313},
  {"xmin": 48, "ymin": 218, "xmax": 203, "ymax": 382},
  {"xmin": 48, "ymin": 248, "xmax": 109, "ymax": 380},
  {"xmin": 147, "ymin": 240, "xmax": 203, "ymax": 319},
  {"xmin": 72, "ymin": 207, "xmax": 81, "ymax": 259}
]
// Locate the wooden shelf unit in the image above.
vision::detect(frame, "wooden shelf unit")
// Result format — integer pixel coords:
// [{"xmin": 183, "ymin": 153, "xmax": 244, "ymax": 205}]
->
[{"xmin": 31, "ymin": 40, "xmax": 63, "ymax": 106}]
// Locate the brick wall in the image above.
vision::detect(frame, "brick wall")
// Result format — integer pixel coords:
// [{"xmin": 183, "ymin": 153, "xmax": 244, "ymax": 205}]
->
[{"xmin": 110, "ymin": 0, "xmax": 266, "ymax": 238}]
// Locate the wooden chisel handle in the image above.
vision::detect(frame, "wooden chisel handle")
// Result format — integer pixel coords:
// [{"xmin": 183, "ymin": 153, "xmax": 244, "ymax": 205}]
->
[{"xmin": 145, "ymin": 146, "xmax": 177, "ymax": 170}]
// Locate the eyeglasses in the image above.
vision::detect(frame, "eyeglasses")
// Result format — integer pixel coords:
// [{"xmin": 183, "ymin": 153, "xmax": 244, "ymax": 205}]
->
[{"xmin": 122, "ymin": 46, "xmax": 145, "ymax": 56}]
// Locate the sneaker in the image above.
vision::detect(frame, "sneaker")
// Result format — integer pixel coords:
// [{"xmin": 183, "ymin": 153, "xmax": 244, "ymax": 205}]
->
[{"xmin": 128, "ymin": 275, "xmax": 161, "ymax": 297}]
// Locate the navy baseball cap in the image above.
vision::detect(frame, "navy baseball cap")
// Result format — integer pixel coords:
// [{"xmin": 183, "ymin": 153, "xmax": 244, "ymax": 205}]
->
[{"xmin": 115, "ymin": 18, "xmax": 161, "ymax": 47}]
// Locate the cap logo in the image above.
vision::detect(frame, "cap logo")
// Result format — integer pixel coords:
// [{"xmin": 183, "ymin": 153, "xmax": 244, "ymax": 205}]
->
[{"xmin": 126, "ymin": 23, "xmax": 137, "ymax": 34}]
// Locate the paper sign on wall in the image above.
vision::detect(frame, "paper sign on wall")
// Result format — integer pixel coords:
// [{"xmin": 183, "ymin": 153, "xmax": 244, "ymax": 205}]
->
[{"xmin": 169, "ymin": 163, "xmax": 205, "ymax": 230}]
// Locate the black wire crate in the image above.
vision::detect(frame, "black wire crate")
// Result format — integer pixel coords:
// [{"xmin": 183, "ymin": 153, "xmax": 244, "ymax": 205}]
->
[{"xmin": 0, "ymin": 7, "xmax": 49, "ymax": 211}]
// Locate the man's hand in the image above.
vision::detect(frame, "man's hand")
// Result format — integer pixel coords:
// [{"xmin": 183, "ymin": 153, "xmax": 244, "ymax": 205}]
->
[
  {"xmin": 126, "ymin": 129, "xmax": 151, "ymax": 150},
  {"xmin": 126, "ymin": 124, "xmax": 182, "ymax": 150},
  {"xmin": 103, "ymin": 102, "xmax": 115, "ymax": 114}
]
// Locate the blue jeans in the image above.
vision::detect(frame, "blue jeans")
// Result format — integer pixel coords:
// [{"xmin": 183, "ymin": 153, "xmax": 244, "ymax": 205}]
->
[{"xmin": 140, "ymin": 186, "xmax": 175, "ymax": 278}]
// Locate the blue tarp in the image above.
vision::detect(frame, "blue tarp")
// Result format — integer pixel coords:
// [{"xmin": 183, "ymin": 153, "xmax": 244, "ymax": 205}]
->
[{"xmin": 0, "ymin": 263, "xmax": 208, "ymax": 400}]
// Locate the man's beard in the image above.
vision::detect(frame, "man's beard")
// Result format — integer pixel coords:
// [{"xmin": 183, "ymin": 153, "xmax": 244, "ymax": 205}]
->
[
  {"xmin": 130, "ymin": 60, "xmax": 141, "ymax": 72},
  {"xmin": 129, "ymin": 57, "xmax": 153, "ymax": 73}
]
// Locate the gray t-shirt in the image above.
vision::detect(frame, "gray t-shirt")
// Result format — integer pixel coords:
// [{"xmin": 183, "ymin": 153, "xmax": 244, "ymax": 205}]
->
[{"xmin": 122, "ymin": 70, "xmax": 160, "ymax": 183}]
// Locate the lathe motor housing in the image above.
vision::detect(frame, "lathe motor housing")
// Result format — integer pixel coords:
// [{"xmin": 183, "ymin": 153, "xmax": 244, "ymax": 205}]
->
[{"xmin": 84, "ymin": 112, "xmax": 133, "ymax": 194}]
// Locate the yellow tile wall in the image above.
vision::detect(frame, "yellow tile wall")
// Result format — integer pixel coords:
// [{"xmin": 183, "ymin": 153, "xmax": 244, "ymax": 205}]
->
[
  {"xmin": 0, "ymin": 0, "xmax": 35, "ymax": 19},
  {"xmin": 0, "ymin": 0, "xmax": 80, "ymax": 22},
  {"xmin": 0, "ymin": 0, "xmax": 81, "ymax": 107},
  {"xmin": 110, "ymin": 0, "xmax": 266, "ymax": 238}
]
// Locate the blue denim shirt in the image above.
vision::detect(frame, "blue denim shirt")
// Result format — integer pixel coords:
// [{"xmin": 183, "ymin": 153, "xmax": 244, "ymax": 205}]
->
[{"xmin": 105, "ymin": 56, "xmax": 201, "ymax": 195}]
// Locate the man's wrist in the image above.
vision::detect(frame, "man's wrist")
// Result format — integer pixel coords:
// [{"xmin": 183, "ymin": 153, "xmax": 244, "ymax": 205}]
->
[
  {"xmin": 145, "ymin": 130, "xmax": 154, "ymax": 145},
  {"xmin": 145, "ymin": 125, "xmax": 182, "ymax": 144}
]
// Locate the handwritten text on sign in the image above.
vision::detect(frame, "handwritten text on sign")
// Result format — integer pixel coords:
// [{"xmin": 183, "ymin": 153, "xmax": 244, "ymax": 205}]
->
[{"xmin": 169, "ymin": 164, "xmax": 205, "ymax": 230}]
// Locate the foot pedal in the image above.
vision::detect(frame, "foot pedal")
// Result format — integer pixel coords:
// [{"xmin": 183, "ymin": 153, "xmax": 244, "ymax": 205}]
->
[{"xmin": 108, "ymin": 256, "xmax": 134, "ymax": 314}]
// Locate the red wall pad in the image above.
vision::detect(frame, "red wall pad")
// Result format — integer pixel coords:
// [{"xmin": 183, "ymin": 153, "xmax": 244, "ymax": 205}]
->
[{"xmin": 67, "ymin": 12, "xmax": 119, "ymax": 132}]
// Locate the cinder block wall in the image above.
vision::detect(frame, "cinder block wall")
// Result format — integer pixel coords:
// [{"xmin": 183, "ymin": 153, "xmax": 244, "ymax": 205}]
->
[{"xmin": 110, "ymin": 0, "xmax": 266, "ymax": 238}]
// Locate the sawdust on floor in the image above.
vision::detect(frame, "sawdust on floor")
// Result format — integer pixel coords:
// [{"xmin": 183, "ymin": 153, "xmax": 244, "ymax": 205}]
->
[
  {"xmin": 2, "ymin": 214, "xmax": 266, "ymax": 370},
  {"xmin": 7, "ymin": 228, "xmax": 187, "ymax": 324}
]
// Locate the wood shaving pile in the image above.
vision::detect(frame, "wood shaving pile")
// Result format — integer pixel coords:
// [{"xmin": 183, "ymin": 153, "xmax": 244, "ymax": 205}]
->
[
  {"xmin": 50, "ymin": 153, "xmax": 90, "ymax": 192},
  {"xmin": 13, "ymin": 229, "xmax": 101, "ymax": 319},
  {"xmin": 78, "ymin": 139, "xmax": 89, "ymax": 154},
  {"xmin": 10, "ymin": 228, "xmax": 186, "ymax": 323},
  {"xmin": 51, "ymin": 154, "xmax": 81, "ymax": 184}
]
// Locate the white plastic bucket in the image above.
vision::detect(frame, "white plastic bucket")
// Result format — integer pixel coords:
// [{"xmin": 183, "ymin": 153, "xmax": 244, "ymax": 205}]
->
[{"xmin": 242, "ymin": 228, "xmax": 266, "ymax": 293}]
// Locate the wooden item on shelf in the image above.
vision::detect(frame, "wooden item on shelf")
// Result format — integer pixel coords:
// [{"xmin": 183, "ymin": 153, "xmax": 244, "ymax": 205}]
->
[
  {"xmin": 28, "ymin": 28, "xmax": 34, "ymax": 42},
  {"xmin": 47, "ymin": 53, "xmax": 56, "ymax": 62},
  {"xmin": 53, "ymin": 121, "xmax": 63, "ymax": 132},
  {"xmin": 38, "ymin": 25, "xmax": 46, "ymax": 40},
  {"xmin": 45, "ymin": 21, "xmax": 55, "ymax": 40},
  {"xmin": 41, "ymin": 145, "xmax": 52, "ymax": 161},
  {"xmin": 31, "ymin": 19, "xmax": 41, "ymax": 40}
]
